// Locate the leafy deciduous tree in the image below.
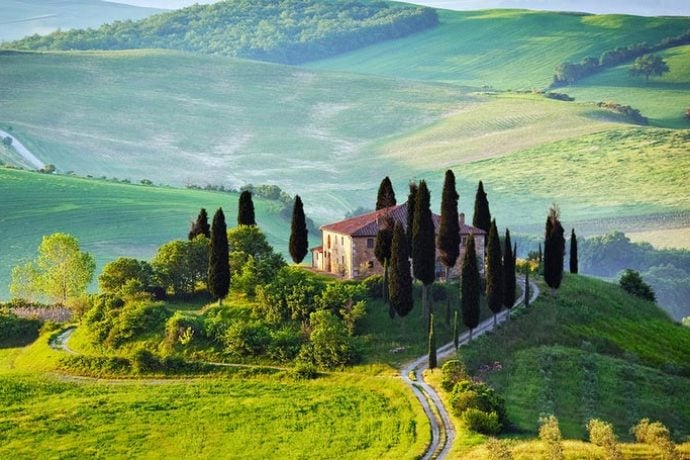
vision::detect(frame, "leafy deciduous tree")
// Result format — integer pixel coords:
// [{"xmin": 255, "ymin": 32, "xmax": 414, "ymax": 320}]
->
[{"xmin": 630, "ymin": 54, "xmax": 670, "ymax": 81}]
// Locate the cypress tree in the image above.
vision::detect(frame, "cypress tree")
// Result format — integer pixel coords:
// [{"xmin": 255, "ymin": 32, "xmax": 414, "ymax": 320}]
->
[
  {"xmin": 188, "ymin": 208, "xmax": 210, "ymax": 240},
  {"xmin": 570, "ymin": 228, "xmax": 578, "ymax": 274},
  {"xmin": 406, "ymin": 181, "xmax": 418, "ymax": 255},
  {"xmin": 453, "ymin": 310, "xmax": 459, "ymax": 350},
  {"xmin": 412, "ymin": 180, "xmax": 436, "ymax": 319},
  {"xmin": 389, "ymin": 222, "xmax": 413, "ymax": 317},
  {"xmin": 486, "ymin": 219, "xmax": 503, "ymax": 326},
  {"xmin": 374, "ymin": 215, "xmax": 394, "ymax": 303},
  {"xmin": 208, "ymin": 208, "xmax": 229, "ymax": 306},
  {"xmin": 438, "ymin": 169, "xmax": 460, "ymax": 325},
  {"xmin": 524, "ymin": 265, "xmax": 530, "ymax": 308},
  {"xmin": 503, "ymin": 228, "xmax": 516, "ymax": 309},
  {"xmin": 544, "ymin": 206, "xmax": 565, "ymax": 293},
  {"xmin": 472, "ymin": 180, "xmax": 491, "ymax": 234},
  {"xmin": 538, "ymin": 243, "xmax": 543, "ymax": 264},
  {"xmin": 461, "ymin": 235, "xmax": 480, "ymax": 341},
  {"xmin": 237, "ymin": 190, "xmax": 256, "ymax": 226},
  {"xmin": 428, "ymin": 313, "xmax": 437, "ymax": 369},
  {"xmin": 289, "ymin": 195, "xmax": 308, "ymax": 264},
  {"xmin": 376, "ymin": 176, "xmax": 396, "ymax": 210}
]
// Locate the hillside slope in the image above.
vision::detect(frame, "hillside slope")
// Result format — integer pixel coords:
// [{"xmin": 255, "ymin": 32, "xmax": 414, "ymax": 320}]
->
[
  {"xmin": 0, "ymin": 168, "xmax": 290, "ymax": 300},
  {"xmin": 307, "ymin": 9, "xmax": 690, "ymax": 89},
  {"xmin": 457, "ymin": 274, "xmax": 690, "ymax": 439}
]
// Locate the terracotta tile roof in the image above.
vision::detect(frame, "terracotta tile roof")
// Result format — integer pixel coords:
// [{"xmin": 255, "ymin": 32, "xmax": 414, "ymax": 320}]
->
[{"xmin": 321, "ymin": 202, "xmax": 486, "ymax": 238}]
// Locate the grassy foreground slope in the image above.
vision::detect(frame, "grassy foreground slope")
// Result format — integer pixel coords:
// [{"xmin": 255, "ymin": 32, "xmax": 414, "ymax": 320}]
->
[
  {"xmin": 0, "ymin": 49, "xmax": 471, "ymax": 221},
  {"xmin": 307, "ymin": 9, "xmax": 690, "ymax": 89},
  {"xmin": 0, "ymin": 343, "xmax": 427, "ymax": 459},
  {"xmin": 458, "ymin": 274, "xmax": 690, "ymax": 440},
  {"xmin": 565, "ymin": 44, "xmax": 690, "ymax": 128},
  {"xmin": 0, "ymin": 168, "xmax": 289, "ymax": 299}
]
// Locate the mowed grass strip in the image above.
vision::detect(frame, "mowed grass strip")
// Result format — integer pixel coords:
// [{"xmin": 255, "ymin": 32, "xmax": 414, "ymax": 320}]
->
[
  {"xmin": 565, "ymin": 44, "xmax": 690, "ymax": 128},
  {"xmin": 306, "ymin": 9, "xmax": 690, "ymax": 89},
  {"xmin": 0, "ymin": 168, "xmax": 289, "ymax": 299}
]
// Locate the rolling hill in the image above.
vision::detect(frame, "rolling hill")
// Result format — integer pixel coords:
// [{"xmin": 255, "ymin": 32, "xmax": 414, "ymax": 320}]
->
[
  {"xmin": 307, "ymin": 9, "xmax": 690, "ymax": 89},
  {"xmin": 457, "ymin": 274, "xmax": 690, "ymax": 442},
  {"xmin": 0, "ymin": 168, "xmax": 290, "ymax": 300},
  {"xmin": 0, "ymin": 0, "xmax": 161, "ymax": 42},
  {"xmin": 563, "ymin": 44, "xmax": 690, "ymax": 128}
]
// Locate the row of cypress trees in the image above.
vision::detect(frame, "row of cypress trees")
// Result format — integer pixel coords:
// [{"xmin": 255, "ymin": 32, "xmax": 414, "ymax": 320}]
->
[{"xmin": 189, "ymin": 190, "xmax": 310, "ymax": 306}]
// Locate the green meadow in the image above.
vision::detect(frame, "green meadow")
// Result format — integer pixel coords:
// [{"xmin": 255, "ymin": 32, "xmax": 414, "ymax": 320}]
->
[
  {"xmin": 0, "ymin": 343, "xmax": 428, "ymax": 459},
  {"xmin": 307, "ymin": 9, "xmax": 690, "ymax": 89},
  {"xmin": 565, "ymin": 45, "xmax": 690, "ymax": 128},
  {"xmin": 0, "ymin": 168, "xmax": 290, "ymax": 299}
]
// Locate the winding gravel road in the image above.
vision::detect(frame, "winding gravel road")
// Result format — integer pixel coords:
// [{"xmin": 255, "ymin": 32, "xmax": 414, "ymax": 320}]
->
[
  {"xmin": 0, "ymin": 129, "xmax": 45, "ymax": 169},
  {"xmin": 403, "ymin": 276, "xmax": 540, "ymax": 460}
]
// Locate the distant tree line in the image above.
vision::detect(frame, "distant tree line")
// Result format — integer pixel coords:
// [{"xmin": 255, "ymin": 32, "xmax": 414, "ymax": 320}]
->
[
  {"xmin": 551, "ymin": 29, "xmax": 690, "ymax": 87},
  {"xmin": 5, "ymin": 0, "xmax": 438, "ymax": 65}
]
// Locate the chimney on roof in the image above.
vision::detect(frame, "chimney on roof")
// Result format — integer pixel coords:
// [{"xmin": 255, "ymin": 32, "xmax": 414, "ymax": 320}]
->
[{"xmin": 459, "ymin": 213, "xmax": 465, "ymax": 225}]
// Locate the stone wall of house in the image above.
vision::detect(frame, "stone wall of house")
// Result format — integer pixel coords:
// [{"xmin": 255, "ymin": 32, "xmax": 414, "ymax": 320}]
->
[
  {"xmin": 322, "ymin": 230, "xmax": 353, "ymax": 277},
  {"xmin": 352, "ymin": 236, "xmax": 382, "ymax": 278}
]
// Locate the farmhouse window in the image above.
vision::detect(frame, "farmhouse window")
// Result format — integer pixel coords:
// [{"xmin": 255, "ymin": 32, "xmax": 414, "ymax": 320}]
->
[{"xmin": 367, "ymin": 238, "xmax": 374, "ymax": 248}]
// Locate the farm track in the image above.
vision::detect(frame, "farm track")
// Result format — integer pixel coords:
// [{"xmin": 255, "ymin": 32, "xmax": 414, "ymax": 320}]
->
[
  {"xmin": 50, "ymin": 277, "xmax": 539, "ymax": 457},
  {"xmin": 403, "ymin": 276, "xmax": 540, "ymax": 460},
  {"xmin": 0, "ymin": 129, "xmax": 45, "ymax": 169}
]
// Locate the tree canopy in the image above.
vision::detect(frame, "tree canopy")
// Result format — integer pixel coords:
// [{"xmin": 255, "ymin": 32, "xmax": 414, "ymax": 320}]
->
[
  {"xmin": 188, "ymin": 208, "xmax": 210, "ymax": 240},
  {"xmin": 289, "ymin": 195, "xmax": 308, "ymax": 264},
  {"xmin": 412, "ymin": 180, "xmax": 436, "ymax": 286},
  {"xmin": 486, "ymin": 219, "xmax": 503, "ymax": 324},
  {"xmin": 544, "ymin": 205, "xmax": 565, "ymax": 291},
  {"xmin": 630, "ymin": 54, "xmax": 670, "ymax": 81},
  {"xmin": 208, "ymin": 208, "xmax": 230, "ymax": 305},
  {"xmin": 472, "ymin": 180, "xmax": 491, "ymax": 234},
  {"xmin": 389, "ymin": 222, "xmax": 413, "ymax": 318},
  {"xmin": 238, "ymin": 191, "xmax": 256, "ymax": 226},
  {"xmin": 503, "ymin": 229, "xmax": 516, "ymax": 308},
  {"xmin": 461, "ymin": 235, "xmax": 480, "ymax": 339},
  {"xmin": 438, "ymin": 169, "xmax": 460, "ymax": 272},
  {"xmin": 375, "ymin": 176, "xmax": 396, "ymax": 210},
  {"xmin": 7, "ymin": 0, "xmax": 438, "ymax": 65}
]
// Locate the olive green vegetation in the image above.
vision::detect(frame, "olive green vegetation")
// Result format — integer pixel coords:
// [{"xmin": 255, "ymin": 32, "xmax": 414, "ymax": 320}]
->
[
  {"xmin": 454, "ymin": 128, "xmax": 690, "ymax": 230},
  {"xmin": 457, "ymin": 274, "xmax": 690, "ymax": 440},
  {"xmin": 0, "ymin": 49, "xmax": 470, "ymax": 222},
  {"xmin": 0, "ymin": 168, "xmax": 289, "ymax": 299},
  {"xmin": 307, "ymin": 9, "xmax": 690, "ymax": 89},
  {"xmin": 565, "ymin": 45, "xmax": 690, "ymax": 128},
  {"xmin": 5, "ymin": 0, "xmax": 436, "ymax": 65},
  {"xmin": 0, "ymin": 337, "xmax": 428, "ymax": 459}
]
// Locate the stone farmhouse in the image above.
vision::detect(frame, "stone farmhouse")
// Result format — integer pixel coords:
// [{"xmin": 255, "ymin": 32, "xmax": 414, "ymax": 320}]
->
[{"xmin": 311, "ymin": 202, "xmax": 486, "ymax": 279}]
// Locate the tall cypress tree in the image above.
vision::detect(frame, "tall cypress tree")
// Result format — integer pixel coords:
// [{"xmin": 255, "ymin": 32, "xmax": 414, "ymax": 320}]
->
[
  {"xmin": 389, "ymin": 222, "xmax": 413, "ymax": 317},
  {"xmin": 428, "ymin": 313, "xmax": 437, "ymax": 369},
  {"xmin": 406, "ymin": 181, "xmax": 418, "ymax": 255},
  {"xmin": 453, "ymin": 310, "xmax": 459, "ymax": 350},
  {"xmin": 461, "ymin": 235, "xmax": 480, "ymax": 341},
  {"xmin": 472, "ymin": 180, "xmax": 491, "ymax": 234},
  {"xmin": 376, "ymin": 176, "xmax": 397, "ymax": 210},
  {"xmin": 374, "ymin": 215, "xmax": 394, "ymax": 303},
  {"xmin": 503, "ymin": 228, "xmax": 516, "ymax": 309},
  {"xmin": 486, "ymin": 219, "xmax": 503, "ymax": 326},
  {"xmin": 188, "ymin": 208, "xmax": 210, "ymax": 240},
  {"xmin": 413, "ymin": 180, "xmax": 436, "ymax": 319},
  {"xmin": 289, "ymin": 195, "xmax": 309, "ymax": 264},
  {"xmin": 544, "ymin": 206, "xmax": 565, "ymax": 293},
  {"xmin": 524, "ymin": 265, "xmax": 530, "ymax": 308},
  {"xmin": 438, "ymin": 170, "xmax": 460, "ymax": 325},
  {"xmin": 570, "ymin": 228, "xmax": 578, "ymax": 274},
  {"xmin": 208, "ymin": 208, "xmax": 229, "ymax": 306},
  {"xmin": 237, "ymin": 190, "xmax": 256, "ymax": 226}
]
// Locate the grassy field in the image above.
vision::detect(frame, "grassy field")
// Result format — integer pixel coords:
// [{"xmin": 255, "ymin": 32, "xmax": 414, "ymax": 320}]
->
[
  {"xmin": 0, "ymin": 168, "xmax": 290, "ymax": 300},
  {"xmin": 0, "ymin": 49, "xmax": 473, "ymax": 222},
  {"xmin": 0, "ymin": 336, "xmax": 428, "ymax": 459},
  {"xmin": 456, "ymin": 274, "xmax": 690, "ymax": 440},
  {"xmin": 0, "ymin": 0, "xmax": 160, "ymax": 42},
  {"xmin": 565, "ymin": 45, "xmax": 690, "ymax": 128},
  {"xmin": 452, "ymin": 128, "xmax": 690, "ymax": 230},
  {"xmin": 306, "ymin": 9, "xmax": 690, "ymax": 89}
]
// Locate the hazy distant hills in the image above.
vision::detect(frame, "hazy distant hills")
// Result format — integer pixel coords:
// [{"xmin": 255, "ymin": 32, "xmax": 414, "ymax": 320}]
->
[
  {"xmin": 0, "ymin": 0, "xmax": 161, "ymax": 41},
  {"xmin": 411, "ymin": 0, "xmax": 690, "ymax": 16}
]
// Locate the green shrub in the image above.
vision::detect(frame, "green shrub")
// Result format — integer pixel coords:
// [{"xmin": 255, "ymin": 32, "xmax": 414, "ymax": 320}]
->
[
  {"xmin": 291, "ymin": 360, "xmax": 318, "ymax": 380},
  {"xmin": 267, "ymin": 326, "xmax": 304, "ymax": 362},
  {"xmin": 539, "ymin": 415, "xmax": 564, "ymax": 460},
  {"xmin": 587, "ymin": 419, "xmax": 623, "ymax": 460},
  {"xmin": 224, "ymin": 321, "xmax": 271, "ymax": 357},
  {"xmin": 449, "ymin": 380, "xmax": 506, "ymax": 425},
  {"xmin": 362, "ymin": 274, "xmax": 383, "ymax": 298},
  {"xmin": 462, "ymin": 408, "xmax": 501, "ymax": 434},
  {"xmin": 298, "ymin": 310, "xmax": 356, "ymax": 368},
  {"xmin": 0, "ymin": 310, "xmax": 41, "ymax": 346},
  {"xmin": 164, "ymin": 311, "xmax": 203, "ymax": 348},
  {"xmin": 132, "ymin": 348, "xmax": 161, "ymax": 374},
  {"xmin": 59, "ymin": 355, "xmax": 131, "ymax": 377},
  {"xmin": 441, "ymin": 359, "xmax": 467, "ymax": 392},
  {"xmin": 255, "ymin": 266, "xmax": 323, "ymax": 324},
  {"xmin": 619, "ymin": 269, "xmax": 655, "ymax": 302},
  {"xmin": 105, "ymin": 301, "xmax": 170, "ymax": 348}
]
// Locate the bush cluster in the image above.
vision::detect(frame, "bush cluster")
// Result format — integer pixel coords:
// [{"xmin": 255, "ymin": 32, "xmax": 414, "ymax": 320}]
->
[
  {"xmin": 587, "ymin": 418, "xmax": 623, "ymax": 460},
  {"xmin": 632, "ymin": 418, "xmax": 680, "ymax": 460},
  {"xmin": 449, "ymin": 380, "xmax": 506, "ymax": 434},
  {"xmin": 0, "ymin": 310, "xmax": 41, "ymax": 346}
]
